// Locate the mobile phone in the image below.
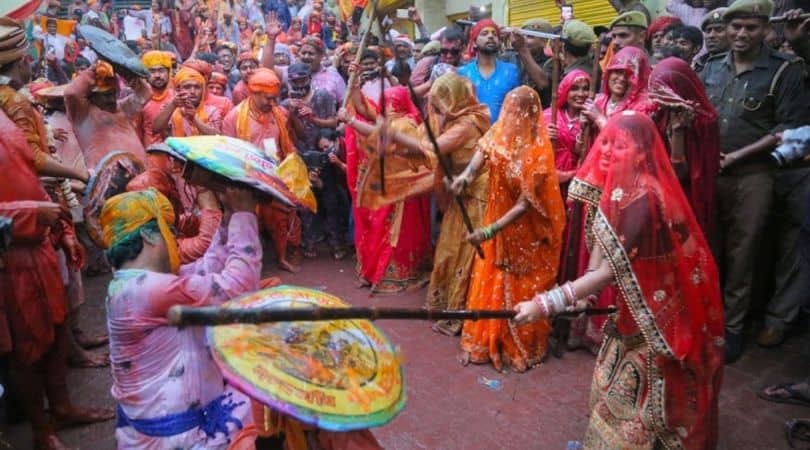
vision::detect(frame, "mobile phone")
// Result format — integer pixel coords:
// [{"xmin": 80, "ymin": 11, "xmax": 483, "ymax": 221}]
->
[
  {"xmin": 561, "ymin": 5, "xmax": 574, "ymax": 22},
  {"xmin": 396, "ymin": 8, "xmax": 409, "ymax": 19}
]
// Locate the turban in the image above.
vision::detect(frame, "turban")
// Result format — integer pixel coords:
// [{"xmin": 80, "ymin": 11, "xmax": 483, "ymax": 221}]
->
[
  {"xmin": 93, "ymin": 61, "xmax": 117, "ymax": 93},
  {"xmin": 466, "ymin": 19, "xmax": 500, "ymax": 58},
  {"xmin": 0, "ymin": 17, "xmax": 29, "ymax": 67},
  {"xmin": 209, "ymin": 71, "xmax": 228, "ymax": 88},
  {"xmin": 182, "ymin": 59, "xmax": 212, "ymax": 80},
  {"xmin": 142, "ymin": 50, "xmax": 173, "ymax": 69},
  {"xmin": 247, "ymin": 68, "xmax": 280, "ymax": 96},
  {"xmin": 300, "ymin": 36, "xmax": 324, "ymax": 53},
  {"xmin": 647, "ymin": 15, "xmax": 682, "ymax": 46},
  {"xmin": 238, "ymin": 51, "xmax": 259, "ymax": 66},
  {"xmin": 100, "ymin": 188, "xmax": 180, "ymax": 273},
  {"xmin": 173, "ymin": 67, "xmax": 205, "ymax": 88}
]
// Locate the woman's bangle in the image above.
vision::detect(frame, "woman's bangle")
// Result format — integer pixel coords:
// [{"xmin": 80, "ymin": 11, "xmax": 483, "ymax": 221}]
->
[
  {"xmin": 533, "ymin": 293, "xmax": 550, "ymax": 317},
  {"xmin": 670, "ymin": 157, "xmax": 687, "ymax": 164},
  {"xmin": 562, "ymin": 282, "xmax": 577, "ymax": 304}
]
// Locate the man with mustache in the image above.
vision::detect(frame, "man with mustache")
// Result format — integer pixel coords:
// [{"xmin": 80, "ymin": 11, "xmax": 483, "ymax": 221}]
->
[
  {"xmin": 699, "ymin": 0, "xmax": 809, "ymax": 363},
  {"xmin": 694, "ymin": 7, "xmax": 730, "ymax": 72}
]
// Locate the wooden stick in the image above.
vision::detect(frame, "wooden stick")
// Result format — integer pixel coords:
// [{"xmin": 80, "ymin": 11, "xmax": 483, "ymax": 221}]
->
[
  {"xmin": 404, "ymin": 81, "xmax": 485, "ymax": 259},
  {"xmin": 576, "ymin": 41, "xmax": 601, "ymax": 167},
  {"xmin": 340, "ymin": 0, "xmax": 379, "ymax": 110},
  {"xmin": 550, "ymin": 39, "xmax": 561, "ymax": 149},
  {"xmin": 167, "ymin": 305, "xmax": 618, "ymax": 326},
  {"xmin": 770, "ymin": 13, "xmax": 810, "ymax": 23},
  {"xmin": 377, "ymin": 13, "xmax": 388, "ymax": 196}
]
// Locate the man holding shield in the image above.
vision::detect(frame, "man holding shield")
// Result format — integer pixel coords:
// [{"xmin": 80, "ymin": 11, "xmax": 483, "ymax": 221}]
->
[{"xmin": 64, "ymin": 60, "xmax": 150, "ymax": 168}]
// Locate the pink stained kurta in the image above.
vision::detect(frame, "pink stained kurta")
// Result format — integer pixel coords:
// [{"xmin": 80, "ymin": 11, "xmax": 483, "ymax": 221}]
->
[
  {"xmin": 139, "ymin": 90, "xmax": 175, "ymax": 148},
  {"xmin": 312, "ymin": 66, "xmax": 347, "ymax": 105},
  {"xmin": 106, "ymin": 212, "xmax": 261, "ymax": 449},
  {"xmin": 45, "ymin": 110, "xmax": 87, "ymax": 174},
  {"xmin": 222, "ymin": 102, "xmax": 288, "ymax": 151},
  {"xmin": 207, "ymin": 93, "xmax": 234, "ymax": 118},
  {"xmin": 64, "ymin": 69, "xmax": 148, "ymax": 169},
  {"xmin": 169, "ymin": 104, "xmax": 223, "ymax": 137}
]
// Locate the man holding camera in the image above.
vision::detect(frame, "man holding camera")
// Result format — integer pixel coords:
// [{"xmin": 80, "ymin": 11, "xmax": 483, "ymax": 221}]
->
[{"xmin": 699, "ymin": 0, "xmax": 809, "ymax": 362}]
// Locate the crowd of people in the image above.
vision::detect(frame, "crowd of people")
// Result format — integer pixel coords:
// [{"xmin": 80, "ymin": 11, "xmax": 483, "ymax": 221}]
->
[{"xmin": 1, "ymin": 0, "xmax": 810, "ymax": 448}]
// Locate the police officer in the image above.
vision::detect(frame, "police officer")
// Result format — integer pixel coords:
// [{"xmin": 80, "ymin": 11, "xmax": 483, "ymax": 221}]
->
[
  {"xmin": 699, "ymin": 0, "xmax": 809, "ymax": 363},
  {"xmin": 608, "ymin": 11, "xmax": 648, "ymax": 51},
  {"xmin": 549, "ymin": 20, "xmax": 599, "ymax": 78},
  {"xmin": 694, "ymin": 7, "xmax": 730, "ymax": 72}
]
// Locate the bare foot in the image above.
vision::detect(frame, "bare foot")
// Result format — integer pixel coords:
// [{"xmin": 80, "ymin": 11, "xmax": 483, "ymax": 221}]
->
[
  {"xmin": 52, "ymin": 406, "xmax": 114, "ymax": 430},
  {"xmin": 278, "ymin": 259, "xmax": 300, "ymax": 273},
  {"xmin": 289, "ymin": 248, "xmax": 303, "ymax": 266},
  {"xmin": 68, "ymin": 350, "xmax": 109, "ymax": 368},
  {"xmin": 73, "ymin": 330, "xmax": 109, "ymax": 349},
  {"xmin": 457, "ymin": 351, "xmax": 471, "ymax": 367},
  {"xmin": 354, "ymin": 277, "xmax": 370, "ymax": 288},
  {"xmin": 34, "ymin": 432, "xmax": 71, "ymax": 450}
]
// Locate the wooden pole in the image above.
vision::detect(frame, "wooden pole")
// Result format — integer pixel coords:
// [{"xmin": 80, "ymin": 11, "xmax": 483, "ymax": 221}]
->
[
  {"xmin": 404, "ymin": 81, "xmax": 485, "ymax": 259},
  {"xmin": 340, "ymin": 0, "xmax": 379, "ymax": 110},
  {"xmin": 167, "ymin": 305, "xmax": 618, "ymax": 326},
  {"xmin": 550, "ymin": 39, "xmax": 561, "ymax": 149}
]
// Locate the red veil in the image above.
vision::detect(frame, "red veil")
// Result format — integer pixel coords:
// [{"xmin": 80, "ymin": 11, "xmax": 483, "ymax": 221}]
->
[
  {"xmin": 543, "ymin": 69, "xmax": 591, "ymax": 173},
  {"xmin": 578, "ymin": 112, "xmax": 724, "ymax": 449},
  {"xmin": 594, "ymin": 47, "xmax": 656, "ymax": 116},
  {"xmin": 650, "ymin": 57, "xmax": 720, "ymax": 236}
]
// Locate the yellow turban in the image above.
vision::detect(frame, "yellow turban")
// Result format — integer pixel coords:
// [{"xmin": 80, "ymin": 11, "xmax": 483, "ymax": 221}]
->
[
  {"xmin": 142, "ymin": 50, "xmax": 173, "ymax": 70},
  {"xmin": 100, "ymin": 188, "xmax": 180, "ymax": 273},
  {"xmin": 247, "ymin": 68, "xmax": 280, "ymax": 96},
  {"xmin": 92, "ymin": 61, "xmax": 117, "ymax": 93},
  {"xmin": 173, "ymin": 66, "xmax": 205, "ymax": 88}
]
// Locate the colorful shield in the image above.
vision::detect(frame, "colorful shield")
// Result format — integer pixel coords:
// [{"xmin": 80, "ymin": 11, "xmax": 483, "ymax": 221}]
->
[
  {"xmin": 82, "ymin": 151, "xmax": 145, "ymax": 247},
  {"xmin": 208, "ymin": 286, "xmax": 406, "ymax": 431},
  {"xmin": 1, "ymin": 0, "xmax": 43, "ymax": 20},
  {"xmin": 165, "ymin": 135, "xmax": 300, "ymax": 207},
  {"xmin": 78, "ymin": 25, "xmax": 148, "ymax": 77}
]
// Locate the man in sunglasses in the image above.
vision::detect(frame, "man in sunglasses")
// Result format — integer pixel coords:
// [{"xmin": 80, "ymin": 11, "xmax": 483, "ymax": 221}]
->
[{"xmin": 410, "ymin": 27, "xmax": 466, "ymax": 93}]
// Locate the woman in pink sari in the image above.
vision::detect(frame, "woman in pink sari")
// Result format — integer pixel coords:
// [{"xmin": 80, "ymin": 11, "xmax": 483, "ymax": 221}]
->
[{"xmin": 341, "ymin": 86, "xmax": 433, "ymax": 294}]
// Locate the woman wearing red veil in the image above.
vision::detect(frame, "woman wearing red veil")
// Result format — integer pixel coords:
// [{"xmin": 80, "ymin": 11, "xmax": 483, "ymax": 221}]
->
[
  {"xmin": 650, "ymin": 57, "xmax": 720, "ymax": 237},
  {"xmin": 515, "ymin": 112, "xmax": 724, "ymax": 450},
  {"xmin": 582, "ymin": 46, "xmax": 655, "ymax": 131},
  {"xmin": 563, "ymin": 46, "xmax": 656, "ymax": 352},
  {"xmin": 340, "ymin": 85, "xmax": 434, "ymax": 294}
]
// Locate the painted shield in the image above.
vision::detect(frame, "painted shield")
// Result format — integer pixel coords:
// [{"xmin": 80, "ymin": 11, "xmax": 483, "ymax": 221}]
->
[
  {"xmin": 77, "ymin": 25, "xmax": 148, "ymax": 77},
  {"xmin": 82, "ymin": 151, "xmax": 145, "ymax": 247},
  {"xmin": 165, "ymin": 135, "xmax": 300, "ymax": 207},
  {"xmin": 208, "ymin": 285, "xmax": 406, "ymax": 431}
]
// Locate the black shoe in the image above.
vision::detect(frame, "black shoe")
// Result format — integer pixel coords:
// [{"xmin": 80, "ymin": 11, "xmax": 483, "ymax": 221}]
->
[{"xmin": 725, "ymin": 330, "xmax": 745, "ymax": 364}]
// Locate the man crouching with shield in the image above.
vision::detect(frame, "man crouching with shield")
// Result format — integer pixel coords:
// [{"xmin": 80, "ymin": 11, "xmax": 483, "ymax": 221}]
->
[{"xmin": 100, "ymin": 187, "xmax": 260, "ymax": 449}]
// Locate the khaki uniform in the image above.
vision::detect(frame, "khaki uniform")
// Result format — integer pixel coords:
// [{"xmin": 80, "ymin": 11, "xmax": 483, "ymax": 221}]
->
[{"xmin": 700, "ymin": 44, "xmax": 808, "ymax": 334}]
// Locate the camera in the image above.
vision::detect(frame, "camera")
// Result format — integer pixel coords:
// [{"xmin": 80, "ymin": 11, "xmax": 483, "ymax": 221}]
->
[
  {"xmin": 301, "ymin": 148, "xmax": 337, "ymax": 171},
  {"xmin": 771, "ymin": 126, "xmax": 810, "ymax": 167}
]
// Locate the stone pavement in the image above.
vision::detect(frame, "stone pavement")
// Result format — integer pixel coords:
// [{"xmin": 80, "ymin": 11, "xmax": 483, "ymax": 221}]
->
[{"xmin": 2, "ymin": 253, "xmax": 808, "ymax": 449}]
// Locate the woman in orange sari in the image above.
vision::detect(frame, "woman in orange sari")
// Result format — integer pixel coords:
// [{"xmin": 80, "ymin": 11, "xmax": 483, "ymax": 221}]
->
[{"xmin": 454, "ymin": 86, "xmax": 565, "ymax": 372}]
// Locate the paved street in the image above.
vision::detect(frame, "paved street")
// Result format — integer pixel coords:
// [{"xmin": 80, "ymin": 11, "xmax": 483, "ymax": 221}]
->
[{"xmin": 2, "ymin": 252, "xmax": 808, "ymax": 449}]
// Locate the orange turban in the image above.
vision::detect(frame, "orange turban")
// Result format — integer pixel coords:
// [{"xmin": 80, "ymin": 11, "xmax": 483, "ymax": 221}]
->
[
  {"xmin": 173, "ymin": 67, "xmax": 205, "ymax": 88},
  {"xmin": 142, "ymin": 50, "xmax": 173, "ymax": 69},
  {"xmin": 209, "ymin": 71, "xmax": 228, "ymax": 88},
  {"xmin": 247, "ymin": 68, "xmax": 280, "ymax": 96},
  {"xmin": 93, "ymin": 61, "xmax": 116, "ymax": 93},
  {"xmin": 237, "ymin": 51, "xmax": 259, "ymax": 66},
  {"xmin": 181, "ymin": 59, "xmax": 212, "ymax": 80}
]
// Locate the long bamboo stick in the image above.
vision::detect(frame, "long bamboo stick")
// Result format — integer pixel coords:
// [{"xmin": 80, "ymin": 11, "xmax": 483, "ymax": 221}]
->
[
  {"xmin": 167, "ymin": 305, "xmax": 618, "ymax": 326},
  {"xmin": 340, "ymin": 0, "xmax": 379, "ymax": 110}
]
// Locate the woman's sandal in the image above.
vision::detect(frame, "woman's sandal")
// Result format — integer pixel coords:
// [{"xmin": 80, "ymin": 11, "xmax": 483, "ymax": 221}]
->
[{"xmin": 759, "ymin": 382, "xmax": 810, "ymax": 407}]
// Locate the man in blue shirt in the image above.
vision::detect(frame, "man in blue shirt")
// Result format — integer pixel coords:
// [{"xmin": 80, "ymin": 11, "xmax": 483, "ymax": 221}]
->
[{"xmin": 457, "ymin": 19, "xmax": 520, "ymax": 123}]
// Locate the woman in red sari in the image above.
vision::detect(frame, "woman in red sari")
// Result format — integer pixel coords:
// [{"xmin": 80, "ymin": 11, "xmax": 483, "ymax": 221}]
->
[
  {"xmin": 582, "ymin": 46, "xmax": 655, "ymax": 131},
  {"xmin": 341, "ymin": 86, "xmax": 434, "ymax": 294},
  {"xmin": 544, "ymin": 69, "xmax": 591, "ymax": 198},
  {"xmin": 515, "ymin": 111, "xmax": 724, "ymax": 450},
  {"xmin": 649, "ymin": 57, "xmax": 720, "ymax": 237}
]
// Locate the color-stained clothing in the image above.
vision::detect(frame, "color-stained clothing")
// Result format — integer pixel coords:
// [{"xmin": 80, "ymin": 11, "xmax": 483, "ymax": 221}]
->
[
  {"xmin": 44, "ymin": 109, "xmax": 87, "ymax": 175},
  {"xmin": 281, "ymin": 89, "xmax": 335, "ymax": 152},
  {"xmin": 0, "ymin": 109, "xmax": 67, "ymax": 364},
  {"xmin": 107, "ymin": 212, "xmax": 260, "ymax": 449},
  {"xmin": 456, "ymin": 59, "xmax": 521, "ymax": 123},
  {"xmin": 311, "ymin": 66, "xmax": 347, "ymax": 105},
  {"xmin": 139, "ymin": 88, "xmax": 174, "ymax": 147},
  {"xmin": 0, "ymin": 84, "xmax": 50, "ymax": 170},
  {"xmin": 64, "ymin": 68, "xmax": 148, "ymax": 168},
  {"xmin": 461, "ymin": 87, "xmax": 565, "ymax": 372}
]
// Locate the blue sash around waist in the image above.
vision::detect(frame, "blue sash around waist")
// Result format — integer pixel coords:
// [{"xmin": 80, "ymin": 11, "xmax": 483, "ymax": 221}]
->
[{"xmin": 116, "ymin": 393, "xmax": 244, "ymax": 440}]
